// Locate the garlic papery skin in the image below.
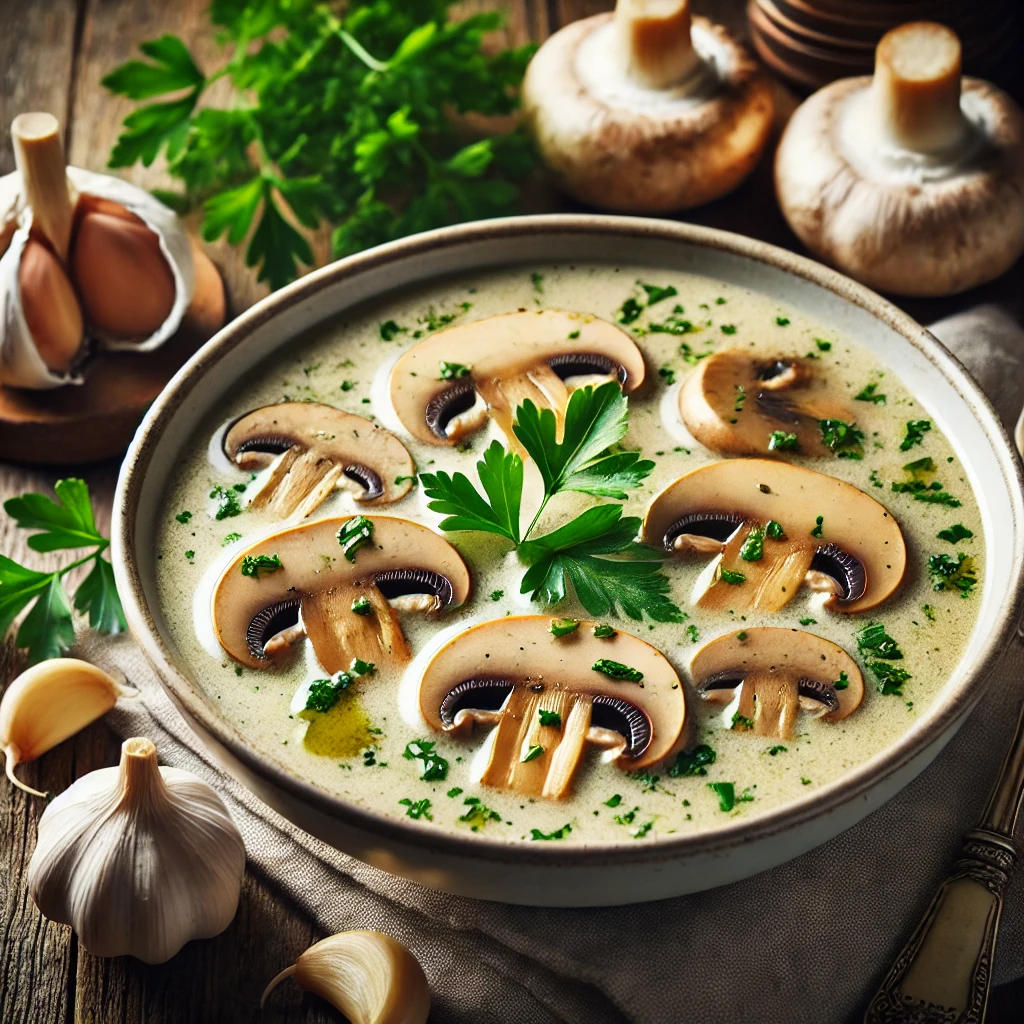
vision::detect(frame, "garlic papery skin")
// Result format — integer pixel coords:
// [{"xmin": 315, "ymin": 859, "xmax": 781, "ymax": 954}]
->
[
  {"xmin": 27, "ymin": 736, "xmax": 245, "ymax": 963},
  {"xmin": 0, "ymin": 657, "xmax": 136, "ymax": 798},
  {"xmin": 0, "ymin": 112, "xmax": 196, "ymax": 390},
  {"xmin": 261, "ymin": 931, "xmax": 431, "ymax": 1024}
]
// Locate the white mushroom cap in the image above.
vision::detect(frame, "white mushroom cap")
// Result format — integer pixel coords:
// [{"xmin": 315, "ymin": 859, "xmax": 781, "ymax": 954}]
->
[
  {"xmin": 775, "ymin": 22, "xmax": 1024, "ymax": 297},
  {"xmin": 522, "ymin": 0, "xmax": 775, "ymax": 213}
]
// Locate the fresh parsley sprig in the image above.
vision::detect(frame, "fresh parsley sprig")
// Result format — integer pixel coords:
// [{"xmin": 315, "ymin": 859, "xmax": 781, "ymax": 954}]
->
[
  {"xmin": 0, "ymin": 479, "xmax": 125, "ymax": 664},
  {"xmin": 102, "ymin": 3, "xmax": 537, "ymax": 289},
  {"xmin": 420, "ymin": 383, "xmax": 682, "ymax": 623}
]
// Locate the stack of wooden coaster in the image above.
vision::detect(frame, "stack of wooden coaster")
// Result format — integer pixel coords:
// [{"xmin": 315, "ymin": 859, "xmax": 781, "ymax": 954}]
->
[{"xmin": 747, "ymin": 0, "xmax": 1019, "ymax": 91}]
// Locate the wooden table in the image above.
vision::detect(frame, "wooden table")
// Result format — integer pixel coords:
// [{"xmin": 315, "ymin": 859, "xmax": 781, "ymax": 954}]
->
[{"xmin": 2, "ymin": 2, "xmax": 1023, "ymax": 1021}]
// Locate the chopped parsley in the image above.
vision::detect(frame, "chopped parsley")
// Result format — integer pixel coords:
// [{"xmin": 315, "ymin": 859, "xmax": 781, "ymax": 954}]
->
[
  {"xmin": 447, "ymin": 787, "xmax": 463, "ymax": 798},
  {"xmin": 767, "ymin": 745, "xmax": 787, "ymax": 756},
  {"xmin": 855, "ymin": 382, "xmax": 886, "ymax": 404},
  {"xmin": 351, "ymin": 595, "xmax": 372, "ymax": 615},
  {"xmin": 904, "ymin": 457, "xmax": 935, "ymax": 478},
  {"xmin": 593, "ymin": 623, "xmax": 616, "ymax": 638},
  {"xmin": 720, "ymin": 567, "xmax": 746, "ymax": 585},
  {"xmin": 658, "ymin": 366, "xmax": 677, "ymax": 385},
  {"xmin": 223, "ymin": 532, "xmax": 242, "ymax": 546},
  {"xmin": 685, "ymin": 624, "xmax": 700, "ymax": 642},
  {"xmin": 379, "ymin": 320, "xmax": 405, "ymax": 341},
  {"xmin": 459, "ymin": 796, "xmax": 502, "ymax": 831},
  {"xmin": 531, "ymin": 271, "xmax": 544, "ymax": 293},
  {"xmin": 815, "ymin": 338, "xmax": 832, "ymax": 352},
  {"xmin": 818, "ymin": 419, "xmax": 864, "ymax": 459},
  {"xmin": 592, "ymin": 659, "xmax": 643, "ymax": 682},
  {"xmin": 337, "ymin": 515, "xmax": 374, "ymax": 562},
  {"xmin": 209, "ymin": 484, "xmax": 242, "ymax": 520},
  {"xmin": 521, "ymin": 744, "xmax": 544, "ymax": 763},
  {"xmin": 530, "ymin": 823, "xmax": 572, "ymax": 841},
  {"xmin": 489, "ymin": 590, "xmax": 504, "ymax": 602},
  {"xmin": 937, "ymin": 524, "xmax": 973, "ymax": 545},
  {"xmin": 768, "ymin": 430, "xmax": 799, "ymax": 452},
  {"xmin": 736, "ymin": 631, "xmax": 748, "ymax": 641},
  {"xmin": 184, "ymin": 549, "xmax": 195, "ymax": 561},
  {"xmin": 549, "ymin": 618, "xmax": 580, "ymax": 638},
  {"xmin": 810, "ymin": 516, "xmax": 824, "ymax": 538},
  {"xmin": 667, "ymin": 744, "xmax": 716, "ymax": 777},
  {"xmin": 775, "ymin": 316, "xmax": 790, "ymax": 326},
  {"xmin": 857, "ymin": 622, "xmax": 904, "ymax": 661},
  {"xmin": 632, "ymin": 820, "xmax": 655, "ymax": 839},
  {"xmin": 833, "ymin": 671, "xmax": 849, "ymax": 690},
  {"xmin": 708, "ymin": 782, "xmax": 754, "ymax": 812},
  {"xmin": 175, "ymin": 510, "xmax": 192, "ymax": 524},
  {"xmin": 305, "ymin": 672, "xmax": 355, "ymax": 713},
  {"xmin": 613, "ymin": 806, "xmax": 639, "ymax": 826},
  {"xmin": 605, "ymin": 794, "xmax": 623, "ymax": 807},
  {"xmin": 720, "ymin": 324, "xmax": 737, "ymax": 335},
  {"xmin": 799, "ymin": 617, "xmax": 816, "ymax": 625},
  {"xmin": 538, "ymin": 710, "xmax": 562, "ymax": 728},
  {"xmin": 399, "ymin": 797, "xmax": 432, "ymax": 820},
  {"xmin": 733, "ymin": 386, "xmax": 746, "ymax": 413},
  {"xmin": 739, "ymin": 527, "xmax": 764, "ymax": 562},
  {"xmin": 869, "ymin": 662, "xmax": 911, "ymax": 696},
  {"xmin": 731, "ymin": 713, "xmax": 754, "ymax": 730},
  {"xmin": 403, "ymin": 739, "xmax": 449, "ymax": 781},
  {"xmin": 439, "ymin": 360, "xmax": 471, "ymax": 380},
  {"xmin": 928, "ymin": 553, "xmax": 978, "ymax": 597},
  {"xmin": 618, "ymin": 297, "xmax": 643, "ymax": 325},
  {"xmin": 765, "ymin": 519, "xmax": 785, "ymax": 540},
  {"xmin": 923, "ymin": 604, "xmax": 936, "ymax": 621},
  {"xmin": 640, "ymin": 282, "xmax": 678, "ymax": 305},
  {"xmin": 240, "ymin": 553, "xmax": 283, "ymax": 578},
  {"xmin": 900, "ymin": 420, "xmax": 932, "ymax": 451}
]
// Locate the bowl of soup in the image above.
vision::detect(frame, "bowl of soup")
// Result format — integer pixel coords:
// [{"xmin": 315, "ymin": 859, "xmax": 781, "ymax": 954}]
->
[{"xmin": 112, "ymin": 215, "xmax": 1024, "ymax": 906}]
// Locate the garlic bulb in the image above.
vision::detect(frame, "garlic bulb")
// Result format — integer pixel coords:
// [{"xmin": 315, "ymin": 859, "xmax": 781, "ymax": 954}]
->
[
  {"xmin": 0, "ymin": 657, "xmax": 136, "ymax": 798},
  {"xmin": 28, "ymin": 736, "xmax": 245, "ymax": 963},
  {"xmin": 261, "ymin": 930, "xmax": 431, "ymax": 1024},
  {"xmin": 0, "ymin": 112, "xmax": 195, "ymax": 389}
]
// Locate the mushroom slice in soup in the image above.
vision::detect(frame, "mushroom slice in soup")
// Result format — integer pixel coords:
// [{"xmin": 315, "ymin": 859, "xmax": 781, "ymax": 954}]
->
[
  {"xmin": 213, "ymin": 516, "xmax": 470, "ymax": 673},
  {"xmin": 388, "ymin": 310, "xmax": 645, "ymax": 450},
  {"xmin": 679, "ymin": 350, "xmax": 855, "ymax": 457},
  {"xmin": 641, "ymin": 459, "xmax": 906, "ymax": 614},
  {"xmin": 691, "ymin": 628, "xmax": 864, "ymax": 739},
  {"xmin": 223, "ymin": 403, "xmax": 415, "ymax": 519},
  {"xmin": 418, "ymin": 616, "xmax": 685, "ymax": 800}
]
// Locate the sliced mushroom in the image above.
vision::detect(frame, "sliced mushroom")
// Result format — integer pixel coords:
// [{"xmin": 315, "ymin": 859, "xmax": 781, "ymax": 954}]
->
[
  {"xmin": 418, "ymin": 616, "xmax": 685, "ymax": 800},
  {"xmin": 691, "ymin": 628, "xmax": 863, "ymax": 739},
  {"xmin": 223, "ymin": 403, "xmax": 414, "ymax": 520},
  {"xmin": 680, "ymin": 350, "xmax": 854, "ymax": 456},
  {"xmin": 641, "ymin": 459, "xmax": 905, "ymax": 614},
  {"xmin": 775, "ymin": 22, "xmax": 1024, "ymax": 297},
  {"xmin": 213, "ymin": 516, "xmax": 470, "ymax": 673},
  {"xmin": 521, "ymin": 0, "xmax": 775, "ymax": 213},
  {"xmin": 388, "ymin": 310, "xmax": 645, "ymax": 449}
]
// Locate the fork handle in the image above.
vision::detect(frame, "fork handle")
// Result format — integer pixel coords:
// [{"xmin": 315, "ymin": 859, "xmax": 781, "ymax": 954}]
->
[{"xmin": 864, "ymin": 828, "xmax": 1016, "ymax": 1023}]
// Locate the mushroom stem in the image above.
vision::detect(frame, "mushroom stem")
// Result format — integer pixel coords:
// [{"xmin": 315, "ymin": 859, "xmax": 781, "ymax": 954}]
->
[
  {"xmin": 614, "ymin": 0, "xmax": 700, "ymax": 90},
  {"xmin": 252, "ymin": 446, "xmax": 344, "ymax": 520},
  {"xmin": 11, "ymin": 113, "xmax": 75, "ymax": 260},
  {"xmin": 871, "ymin": 22, "xmax": 968, "ymax": 154},
  {"xmin": 477, "ymin": 365, "xmax": 569, "ymax": 450}
]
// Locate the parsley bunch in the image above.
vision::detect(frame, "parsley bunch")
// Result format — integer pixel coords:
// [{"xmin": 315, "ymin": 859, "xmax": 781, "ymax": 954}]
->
[
  {"xmin": 102, "ymin": 1, "xmax": 536, "ymax": 289},
  {"xmin": 0, "ymin": 480, "xmax": 125, "ymax": 664},
  {"xmin": 420, "ymin": 382, "xmax": 683, "ymax": 623}
]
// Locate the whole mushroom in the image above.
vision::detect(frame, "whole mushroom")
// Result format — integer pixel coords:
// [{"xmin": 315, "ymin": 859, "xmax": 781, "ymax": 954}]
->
[
  {"xmin": 775, "ymin": 22, "xmax": 1024, "ymax": 297},
  {"xmin": 521, "ymin": 0, "xmax": 775, "ymax": 213}
]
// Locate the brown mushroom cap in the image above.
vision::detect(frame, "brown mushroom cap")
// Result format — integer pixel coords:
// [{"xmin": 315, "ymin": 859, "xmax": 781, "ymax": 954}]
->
[
  {"xmin": 679, "ymin": 350, "xmax": 854, "ymax": 457},
  {"xmin": 690, "ymin": 627, "xmax": 864, "ymax": 738},
  {"xmin": 213, "ymin": 516, "xmax": 470, "ymax": 673},
  {"xmin": 388, "ymin": 309, "xmax": 645, "ymax": 447},
  {"xmin": 224, "ymin": 403, "xmax": 414, "ymax": 519},
  {"xmin": 418, "ymin": 616, "xmax": 685, "ymax": 798},
  {"xmin": 775, "ymin": 22, "xmax": 1024, "ymax": 297},
  {"xmin": 641, "ymin": 459, "xmax": 906, "ymax": 614},
  {"xmin": 521, "ymin": 0, "xmax": 774, "ymax": 213}
]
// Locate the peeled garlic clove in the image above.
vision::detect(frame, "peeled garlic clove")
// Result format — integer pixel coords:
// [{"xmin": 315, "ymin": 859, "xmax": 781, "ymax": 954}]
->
[
  {"xmin": 261, "ymin": 930, "xmax": 430, "ymax": 1024},
  {"xmin": 19, "ymin": 237, "xmax": 84, "ymax": 372},
  {"xmin": 70, "ymin": 198, "xmax": 176, "ymax": 341},
  {"xmin": 28, "ymin": 736, "xmax": 245, "ymax": 963},
  {"xmin": 0, "ymin": 657, "xmax": 135, "ymax": 797}
]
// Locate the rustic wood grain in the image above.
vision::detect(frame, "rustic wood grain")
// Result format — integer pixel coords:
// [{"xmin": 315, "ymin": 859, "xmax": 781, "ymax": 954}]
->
[{"xmin": 2, "ymin": 0, "xmax": 1024, "ymax": 1021}]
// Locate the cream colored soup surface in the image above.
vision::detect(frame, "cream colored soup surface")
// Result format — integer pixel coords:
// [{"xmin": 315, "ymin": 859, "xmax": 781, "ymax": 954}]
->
[{"xmin": 156, "ymin": 264, "xmax": 983, "ymax": 846}]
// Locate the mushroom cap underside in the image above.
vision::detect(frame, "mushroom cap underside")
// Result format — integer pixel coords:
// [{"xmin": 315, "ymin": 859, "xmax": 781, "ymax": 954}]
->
[
  {"xmin": 213, "ymin": 516, "xmax": 471, "ymax": 669},
  {"xmin": 389, "ymin": 309, "xmax": 646, "ymax": 445},
  {"xmin": 641, "ymin": 458, "xmax": 906, "ymax": 613},
  {"xmin": 679, "ymin": 350, "xmax": 854, "ymax": 456},
  {"xmin": 223, "ymin": 403, "xmax": 414, "ymax": 505},
  {"xmin": 775, "ymin": 76, "xmax": 1024, "ymax": 297},
  {"xmin": 522, "ymin": 13, "xmax": 775, "ymax": 213},
  {"xmin": 418, "ymin": 616, "xmax": 685, "ymax": 769},
  {"xmin": 690, "ymin": 627, "xmax": 864, "ymax": 722}
]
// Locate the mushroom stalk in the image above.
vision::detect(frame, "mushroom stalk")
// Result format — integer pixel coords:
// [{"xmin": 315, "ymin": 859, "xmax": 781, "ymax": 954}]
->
[
  {"xmin": 615, "ymin": 0, "xmax": 700, "ymax": 90},
  {"xmin": 872, "ymin": 22, "xmax": 968, "ymax": 154},
  {"xmin": 12, "ymin": 113, "xmax": 74, "ymax": 259}
]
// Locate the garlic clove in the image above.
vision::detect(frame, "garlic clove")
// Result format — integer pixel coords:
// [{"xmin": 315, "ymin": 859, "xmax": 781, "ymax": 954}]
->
[
  {"xmin": 0, "ymin": 657, "xmax": 135, "ymax": 797},
  {"xmin": 18, "ymin": 237, "xmax": 84, "ymax": 372},
  {"xmin": 70, "ymin": 202, "xmax": 176, "ymax": 341},
  {"xmin": 28, "ymin": 736, "xmax": 245, "ymax": 963},
  {"xmin": 261, "ymin": 930, "xmax": 431, "ymax": 1024}
]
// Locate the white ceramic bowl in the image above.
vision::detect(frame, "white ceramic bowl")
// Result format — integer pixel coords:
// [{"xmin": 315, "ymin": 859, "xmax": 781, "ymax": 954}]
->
[{"xmin": 113, "ymin": 215, "xmax": 1024, "ymax": 906}]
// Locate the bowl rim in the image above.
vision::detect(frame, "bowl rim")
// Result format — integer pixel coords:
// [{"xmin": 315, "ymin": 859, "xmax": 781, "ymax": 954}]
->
[{"xmin": 113, "ymin": 213, "xmax": 1024, "ymax": 870}]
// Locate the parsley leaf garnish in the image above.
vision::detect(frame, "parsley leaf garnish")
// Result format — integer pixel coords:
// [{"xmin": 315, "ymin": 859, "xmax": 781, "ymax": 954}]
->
[
  {"xmin": 399, "ymin": 797, "xmax": 433, "ymax": 820},
  {"xmin": 530, "ymin": 824, "xmax": 572, "ymax": 840},
  {"xmin": 928, "ymin": 553, "xmax": 978, "ymax": 597},
  {"xmin": 708, "ymin": 782, "xmax": 754, "ymax": 812},
  {"xmin": 768, "ymin": 431, "xmax": 799, "ymax": 452},
  {"xmin": 240, "ymin": 553, "xmax": 283, "ymax": 578},
  {"xmin": 900, "ymin": 420, "xmax": 932, "ymax": 451},
  {"xmin": 818, "ymin": 419, "xmax": 864, "ymax": 459},
  {"xmin": 1, "ymin": 479, "xmax": 125, "ymax": 663},
  {"xmin": 668, "ymin": 744, "xmax": 717, "ymax": 777},
  {"xmin": 937, "ymin": 524, "xmax": 973, "ymax": 544},
  {"xmin": 855, "ymin": 382, "xmax": 886, "ymax": 404},
  {"xmin": 403, "ymin": 739, "xmax": 449, "ymax": 781}
]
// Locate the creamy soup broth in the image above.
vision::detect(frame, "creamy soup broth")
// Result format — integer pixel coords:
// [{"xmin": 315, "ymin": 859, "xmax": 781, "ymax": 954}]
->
[{"xmin": 155, "ymin": 264, "xmax": 983, "ymax": 845}]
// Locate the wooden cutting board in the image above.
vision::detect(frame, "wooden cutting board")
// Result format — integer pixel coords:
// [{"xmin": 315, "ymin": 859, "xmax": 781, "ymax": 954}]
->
[{"xmin": 0, "ymin": 241, "xmax": 226, "ymax": 465}]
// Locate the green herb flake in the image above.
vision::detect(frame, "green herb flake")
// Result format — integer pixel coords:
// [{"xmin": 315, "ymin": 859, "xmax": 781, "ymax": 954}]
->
[
  {"xmin": 618, "ymin": 297, "xmax": 644, "ymax": 325},
  {"xmin": 810, "ymin": 516, "xmax": 824, "ymax": 539},
  {"xmin": 399, "ymin": 797, "xmax": 432, "ymax": 820},
  {"xmin": 719, "ymin": 567, "xmax": 746, "ymax": 585},
  {"xmin": 567, "ymin": 329, "xmax": 581, "ymax": 339},
  {"xmin": 240, "ymin": 553, "xmax": 283, "ymax": 578},
  {"xmin": 530, "ymin": 823, "xmax": 572, "ymax": 841},
  {"xmin": 731, "ymin": 713, "xmax": 754, "ymax": 731},
  {"xmin": 857, "ymin": 622, "xmax": 904, "ymax": 660},
  {"xmin": 379, "ymin": 321, "xmax": 406, "ymax": 342},
  {"xmin": 459, "ymin": 796, "xmax": 502, "ymax": 831},
  {"xmin": 923, "ymin": 604, "xmax": 936, "ymax": 621},
  {"xmin": 490, "ymin": 589, "xmax": 504, "ymax": 601},
  {"xmin": 739, "ymin": 527, "xmax": 764, "ymax": 562},
  {"xmin": 708, "ymin": 781, "xmax": 754, "ymax": 812},
  {"xmin": 340, "ymin": 380, "xmax": 356, "ymax": 392},
  {"xmin": 937, "ymin": 524, "xmax": 973, "ymax": 545},
  {"xmin": 765, "ymin": 519, "xmax": 785, "ymax": 540},
  {"xmin": 900, "ymin": 420, "xmax": 933, "ymax": 452},
  {"xmin": 818, "ymin": 419, "xmax": 865, "ymax": 459},
  {"xmin": 815, "ymin": 339, "xmax": 832, "ymax": 352},
  {"xmin": 549, "ymin": 618, "xmax": 580, "ymax": 638},
  {"xmin": 209, "ymin": 484, "xmax": 243, "ymax": 520},
  {"xmin": 403, "ymin": 739, "xmax": 449, "ymax": 781},
  {"xmin": 928, "ymin": 553, "xmax": 978, "ymax": 597},
  {"xmin": 531, "ymin": 271, "xmax": 544, "ymax": 293},
  {"xmin": 799, "ymin": 617, "xmax": 816, "ymax": 625},
  {"xmin": 767, "ymin": 745, "xmax": 787, "ymax": 756},
  {"xmin": 447, "ymin": 787, "xmax": 463, "ymax": 798},
  {"xmin": 833, "ymin": 671, "xmax": 849, "ymax": 691},
  {"xmin": 605, "ymin": 794, "xmax": 623, "ymax": 807},
  {"xmin": 801, "ymin": 777, "xmax": 812, "ymax": 786},
  {"xmin": 685, "ymin": 624, "xmax": 700, "ymax": 643},
  {"xmin": 658, "ymin": 366, "xmax": 677, "ymax": 385},
  {"xmin": 592, "ymin": 623, "xmax": 616, "ymax": 638},
  {"xmin": 185, "ymin": 549, "xmax": 195, "ymax": 561},
  {"xmin": 592, "ymin": 658, "xmax": 644, "ymax": 682},
  {"xmin": 439, "ymin": 360, "xmax": 471, "ymax": 381},
  {"xmin": 869, "ymin": 662, "xmax": 911, "ymax": 696},
  {"xmin": 768, "ymin": 431, "xmax": 799, "ymax": 452},
  {"xmin": 337, "ymin": 515, "xmax": 374, "ymax": 562},
  {"xmin": 775, "ymin": 316, "xmax": 790, "ymax": 326},
  {"xmin": 855, "ymin": 382, "xmax": 886, "ymax": 404},
  {"xmin": 632, "ymin": 820, "xmax": 655, "ymax": 840},
  {"xmin": 222, "ymin": 532, "xmax": 242, "ymax": 546},
  {"xmin": 521, "ymin": 744, "xmax": 544, "ymax": 763},
  {"xmin": 733, "ymin": 386, "xmax": 746, "ymax": 413},
  {"xmin": 869, "ymin": 469, "xmax": 884, "ymax": 488},
  {"xmin": 351, "ymin": 595, "xmax": 372, "ymax": 615},
  {"xmin": 640, "ymin": 282, "xmax": 678, "ymax": 305},
  {"xmin": 175, "ymin": 510, "xmax": 192, "ymax": 524},
  {"xmin": 305, "ymin": 672, "xmax": 356, "ymax": 713},
  {"xmin": 538, "ymin": 710, "xmax": 562, "ymax": 728},
  {"xmin": 720, "ymin": 324, "xmax": 737, "ymax": 335},
  {"xmin": 668, "ymin": 744, "xmax": 716, "ymax": 777}
]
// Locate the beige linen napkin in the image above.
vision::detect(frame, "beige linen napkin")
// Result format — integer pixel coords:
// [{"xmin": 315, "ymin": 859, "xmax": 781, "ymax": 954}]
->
[{"xmin": 76, "ymin": 302, "xmax": 1024, "ymax": 1024}]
